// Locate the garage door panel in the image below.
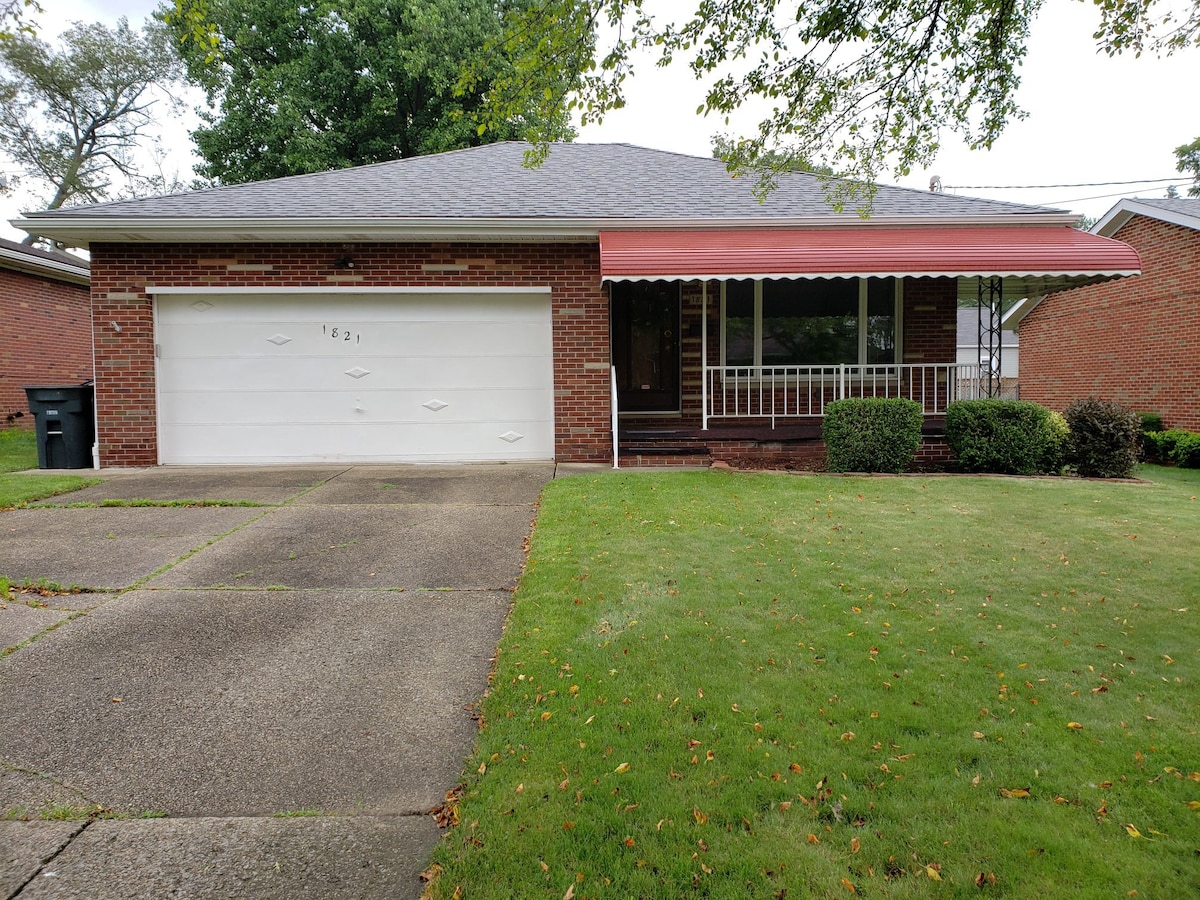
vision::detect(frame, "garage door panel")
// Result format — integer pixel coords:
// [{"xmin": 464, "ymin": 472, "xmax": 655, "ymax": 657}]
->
[
  {"xmin": 157, "ymin": 355, "xmax": 551, "ymax": 394},
  {"xmin": 160, "ymin": 388, "xmax": 555, "ymax": 427},
  {"xmin": 160, "ymin": 293, "xmax": 547, "ymax": 324},
  {"xmin": 159, "ymin": 421, "xmax": 555, "ymax": 465},
  {"xmin": 154, "ymin": 292, "xmax": 555, "ymax": 464},
  {"xmin": 156, "ymin": 320, "xmax": 549, "ymax": 361}
]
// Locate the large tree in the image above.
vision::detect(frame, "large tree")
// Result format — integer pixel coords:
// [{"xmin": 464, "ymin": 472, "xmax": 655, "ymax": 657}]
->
[
  {"xmin": 0, "ymin": 18, "xmax": 182, "ymax": 220},
  {"xmin": 1176, "ymin": 137, "xmax": 1200, "ymax": 197},
  {"xmin": 467, "ymin": 0, "xmax": 1200, "ymax": 197},
  {"xmin": 163, "ymin": 0, "xmax": 581, "ymax": 185},
  {"xmin": 0, "ymin": 0, "xmax": 41, "ymax": 41}
]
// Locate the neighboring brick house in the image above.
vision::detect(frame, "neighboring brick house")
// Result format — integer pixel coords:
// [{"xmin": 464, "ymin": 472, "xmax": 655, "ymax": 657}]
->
[
  {"xmin": 1014, "ymin": 198, "xmax": 1200, "ymax": 430},
  {"xmin": 0, "ymin": 238, "xmax": 91, "ymax": 427},
  {"xmin": 14, "ymin": 143, "xmax": 1140, "ymax": 467}
]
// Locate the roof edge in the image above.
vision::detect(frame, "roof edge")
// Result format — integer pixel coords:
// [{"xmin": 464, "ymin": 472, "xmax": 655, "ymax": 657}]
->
[
  {"xmin": 1093, "ymin": 199, "xmax": 1200, "ymax": 237},
  {"xmin": 0, "ymin": 244, "xmax": 90, "ymax": 284},
  {"xmin": 12, "ymin": 212, "xmax": 1085, "ymax": 249}
]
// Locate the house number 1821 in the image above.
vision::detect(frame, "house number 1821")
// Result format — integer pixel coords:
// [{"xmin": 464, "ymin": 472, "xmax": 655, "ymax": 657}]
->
[{"xmin": 323, "ymin": 325, "xmax": 361, "ymax": 344}]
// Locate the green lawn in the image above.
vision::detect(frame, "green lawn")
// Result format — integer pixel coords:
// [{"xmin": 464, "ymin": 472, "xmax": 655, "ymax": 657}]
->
[
  {"xmin": 427, "ymin": 466, "xmax": 1200, "ymax": 898},
  {"xmin": 0, "ymin": 428, "xmax": 97, "ymax": 506}
]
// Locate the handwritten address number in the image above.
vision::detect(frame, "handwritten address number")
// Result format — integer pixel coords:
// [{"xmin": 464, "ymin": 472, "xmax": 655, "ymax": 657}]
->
[{"xmin": 323, "ymin": 324, "xmax": 361, "ymax": 345}]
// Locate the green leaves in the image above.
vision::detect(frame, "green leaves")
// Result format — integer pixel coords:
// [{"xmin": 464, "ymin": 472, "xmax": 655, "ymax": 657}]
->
[
  {"xmin": 166, "ymin": 0, "xmax": 578, "ymax": 185},
  {"xmin": 479, "ymin": 0, "xmax": 1198, "ymax": 203}
]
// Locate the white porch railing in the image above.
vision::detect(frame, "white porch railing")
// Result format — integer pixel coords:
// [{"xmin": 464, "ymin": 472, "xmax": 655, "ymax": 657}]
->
[{"xmin": 703, "ymin": 363, "xmax": 987, "ymax": 427}]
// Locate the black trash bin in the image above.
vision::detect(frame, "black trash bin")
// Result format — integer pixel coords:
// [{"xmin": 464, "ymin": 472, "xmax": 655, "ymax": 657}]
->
[{"xmin": 24, "ymin": 383, "xmax": 95, "ymax": 469}]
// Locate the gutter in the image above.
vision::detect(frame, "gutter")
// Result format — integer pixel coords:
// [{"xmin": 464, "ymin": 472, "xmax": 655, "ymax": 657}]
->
[
  {"xmin": 0, "ymin": 245, "xmax": 90, "ymax": 285},
  {"xmin": 11, "ymin": 212, "xmax": 1086, "ymax": 249}
]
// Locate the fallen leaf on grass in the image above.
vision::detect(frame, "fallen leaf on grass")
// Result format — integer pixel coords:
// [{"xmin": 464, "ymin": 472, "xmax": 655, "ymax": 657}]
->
[
  {"xmin": 925, "ymin": 864, "xmax": 942, "ymax": 881},
  {"xmin": 807, "ymin": 834, "xmax": 820, "ymax": 844},
  {"xmin": 999, "ymin": 788, "xmax": 1031, "ymax": 799},
  {"xmin": 851, "ymin": 836, "xmax": 861, "ymax": 853},
  {"xmin": 1067, "ymin": 722, "xmax": 1084, "ymax": 730},
  {"xmin": 1125, "ymin": 824, "xmax": 1143, "ymax": 838},
  {"xmin": 693, "ymin": 807, "xmax": 708, "ymax": 825},
  {"xmin": 840, "ymin": 876, "xmax": 857, "ymax": 893},
  {"xmin": 563, "ymin": 884, "xmax": 575, "ymax": 900},
  {"xmin": 614, "ymin": 762, "xmax": 630, "ymax": 774}
]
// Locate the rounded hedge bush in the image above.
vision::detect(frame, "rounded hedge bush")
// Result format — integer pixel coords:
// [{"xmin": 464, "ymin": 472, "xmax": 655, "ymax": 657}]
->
[
  {"xmin": 1064, "ymin": 397, "xmax": 1140, "ymax": 479},
  {"xmin": 822, "ymin": 398, "xmax": 923, "ymax": 473},
  {"xmin": 945, "ymin": 399, "xmax": 1061, "ymax": 475}
]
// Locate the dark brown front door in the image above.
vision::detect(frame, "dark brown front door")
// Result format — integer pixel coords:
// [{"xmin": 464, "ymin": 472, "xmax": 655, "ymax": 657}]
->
[{"xmin": 611, "ymin": 281, "xmax": 680, "ymax": 413}]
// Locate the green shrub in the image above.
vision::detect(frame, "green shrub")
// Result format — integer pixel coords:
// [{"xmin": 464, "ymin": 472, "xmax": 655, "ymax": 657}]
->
[
  {"xmin": 822, "ymin": 398, "xmax": 923, "ymax": 473},
  {"xmin": 1171, "ymin": 433, "xmax": 1200, "ymax": 469},
  {"xmin": 1064, "ymin": 397, "xmax": 1140, "ymax": 478},
  {"xmin": 945, "ymin": 399, "xmax": 1061, "ymax": 475},
  {"xmin": 1044, "ymin": 410, "xmax": 1070, "ymax": 474},
  {"xmin": 1138, "ymin": 412, "xmax": 1163, "ymax": 433}
]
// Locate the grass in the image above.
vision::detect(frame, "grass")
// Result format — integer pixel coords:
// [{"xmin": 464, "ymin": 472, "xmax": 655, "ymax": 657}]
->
[
  {"xmin": 1, "ymin": 803, "xmax": 166, "ymax": 822},
  {"xmin": 427, "ymin": 466, "xmax": 1200, "ymax": 899},
  {"xmin": 0, "ymin": 428, "xmax": 97, "ymax": 505}
]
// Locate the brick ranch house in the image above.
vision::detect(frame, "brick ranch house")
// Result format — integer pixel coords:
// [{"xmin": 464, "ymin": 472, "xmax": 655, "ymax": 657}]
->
[
  {"xmin": 0, "ymin": 237, "xmax": 91, "ymax": 427},
  {"xmin": 13, "ymin": 143, "xmax": 1141, "ymax": 468},
  {"xmin": 1012, "ymin": 198, "xmax": 1200, "ymax": 430}
]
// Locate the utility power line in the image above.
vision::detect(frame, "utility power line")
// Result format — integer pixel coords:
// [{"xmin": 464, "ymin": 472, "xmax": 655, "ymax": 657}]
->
[{"xmin": 944, "ymin": 176, "xmax": 1183, "ymax": 190}]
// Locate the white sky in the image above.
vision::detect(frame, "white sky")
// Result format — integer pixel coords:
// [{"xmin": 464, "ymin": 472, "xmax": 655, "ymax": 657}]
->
[{"xmin": 3, "ymin": 0, "xmax": 1198, "ymax": 243}]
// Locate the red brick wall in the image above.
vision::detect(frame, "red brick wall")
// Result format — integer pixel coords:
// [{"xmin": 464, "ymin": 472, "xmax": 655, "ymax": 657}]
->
[
  {"xmin": 1020, "ymin": 216, "xmax": 1200, "ymax": 430},
  {"xmin": 0, "ymin": 268, "xmax": 92, "ymax": 426},
  {"xmin": 88, "ymin": 241, "xmax": 611, "ymax": 465},
  {"xmin": 902, "ymin": 277, "xmax": 958, "ymax": 364}
]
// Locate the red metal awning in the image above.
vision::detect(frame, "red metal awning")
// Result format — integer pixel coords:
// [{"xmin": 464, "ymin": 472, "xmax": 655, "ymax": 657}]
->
[{"xmin": 599, "ymin": 226, "xmax": 1141, "ymax": 281}]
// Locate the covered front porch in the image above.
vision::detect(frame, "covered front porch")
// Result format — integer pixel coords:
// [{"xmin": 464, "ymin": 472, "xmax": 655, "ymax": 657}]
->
[{"xmin": 601, "ymin": 226, "xmax": 1141, "ymax": 466}]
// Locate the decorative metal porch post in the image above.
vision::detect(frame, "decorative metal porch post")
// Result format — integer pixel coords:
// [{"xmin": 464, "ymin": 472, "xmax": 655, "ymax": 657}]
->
[{"xmin": 977, "ymin": 276, "xmax": 1004, "ymax": 399}]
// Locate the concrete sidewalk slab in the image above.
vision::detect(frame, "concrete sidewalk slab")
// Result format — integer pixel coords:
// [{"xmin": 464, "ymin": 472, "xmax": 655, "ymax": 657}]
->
[
  {"xmin": 0, "ymin": 602, "xmax": 73, "ymax": 652},
  {"xmin": 0, "ymin": 588, "xmax": 508, "ymax": 817},
  {"xmin": 29, "ymin": 466, "xmax": 349, "ymax": 506},
  {"xmin": 0, "ymin": 769, "xmax": 95, "ymax": 821},
  {"xmin": 12, "ymin": 816, "xmax": 436, "ymax": 900},
  {"xmin": 0, "ymin": 822, "xmax": 83, "ymax": 899},
  {"xmin": 297, "ymin": 463, "xmax": 553, "ymax": 506},
  {"xmin": 0, "ymin": 508, "xmax": 266, "ymax": 590},
  {"xmin": 147, "ymin": 504, "xmax": 535, "ymax": 590}
]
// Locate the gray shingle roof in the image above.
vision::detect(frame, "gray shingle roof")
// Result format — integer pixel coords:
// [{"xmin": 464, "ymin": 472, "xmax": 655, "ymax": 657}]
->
[
  {"xmin": 0, "ymin": 236, "xmax": 88, "ymax": 268},
  {"xmin": 1123, "ymin": 197, "xmax": 1200, "ymax": 217},
  {"xmin": 34, "ymin": 142, "xmax": 1062, "ymax": 221}
]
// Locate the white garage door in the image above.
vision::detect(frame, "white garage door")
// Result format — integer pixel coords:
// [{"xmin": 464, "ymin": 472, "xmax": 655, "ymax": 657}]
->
[{"xmin": 154, "ymin": 291, "xmax": 554, "ymax": 464}]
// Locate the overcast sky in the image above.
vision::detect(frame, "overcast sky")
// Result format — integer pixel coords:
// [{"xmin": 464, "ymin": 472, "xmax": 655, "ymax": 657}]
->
[{"xmin": 3, "ymin": 0, "xmax": 1198, "ymax": 242}]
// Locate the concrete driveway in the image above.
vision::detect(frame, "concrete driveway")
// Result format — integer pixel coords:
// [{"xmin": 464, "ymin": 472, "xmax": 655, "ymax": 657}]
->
[{"xmin": 0, "ymin": 463, "xmax": 563, "ymax": 898}]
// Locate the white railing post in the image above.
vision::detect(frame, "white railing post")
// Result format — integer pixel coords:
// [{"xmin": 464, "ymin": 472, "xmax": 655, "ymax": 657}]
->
[
  {"xmin": 611, "ymin": 365, "xmax": 619, "ymax": 470},
  {"xmin": 701, "ymin": 282, "xmax": 709, "ymax": 431}
]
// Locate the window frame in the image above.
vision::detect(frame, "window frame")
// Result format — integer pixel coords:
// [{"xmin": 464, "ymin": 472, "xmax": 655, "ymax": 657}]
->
[{"xmin": 719, "ymin": 277, "xmax": 904, "ymax": 368}]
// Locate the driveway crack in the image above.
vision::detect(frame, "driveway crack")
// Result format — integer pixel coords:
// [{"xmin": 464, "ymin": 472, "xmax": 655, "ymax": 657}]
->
[{"xmin": 4, "ymin": 820, "xmax": 89, "ymax": 900}]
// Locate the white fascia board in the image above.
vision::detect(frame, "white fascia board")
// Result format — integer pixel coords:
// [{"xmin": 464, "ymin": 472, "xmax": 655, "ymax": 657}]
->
[
  {"xmin": 11, "ymin": 212, "xmax": 1084, "ymax": 248},
  {"xmin": 1093, "ymin": 199, "xmax": 1200, "ymax": 237},
  {"xmin": 0, "ymin": 245, "xmax": 90, "ymax": 285}
]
